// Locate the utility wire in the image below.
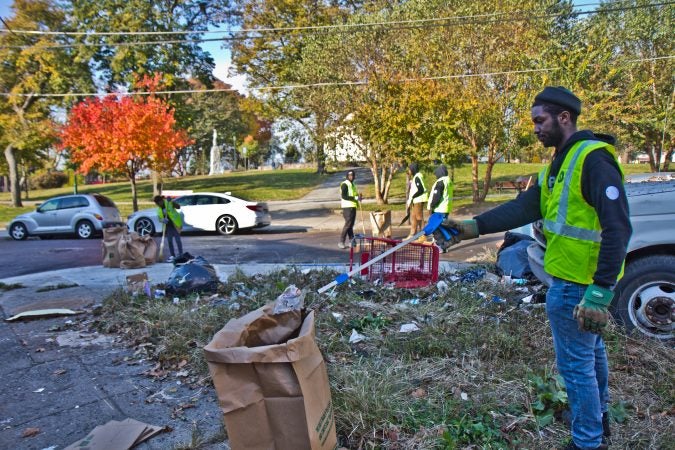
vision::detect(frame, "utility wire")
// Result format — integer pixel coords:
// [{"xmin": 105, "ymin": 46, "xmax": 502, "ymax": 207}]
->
[
  {"xmin": 0, "ymin": 1, "xmax": 672, "ymax": 51},
  {"xmin": 0, "ymin": 56, "xmax": 671, "ymax": 98}
]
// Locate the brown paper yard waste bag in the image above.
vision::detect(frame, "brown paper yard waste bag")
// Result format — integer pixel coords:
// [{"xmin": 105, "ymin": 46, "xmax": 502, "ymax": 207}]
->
[
  {"xmin": 102, "ymin": 225, "xmax": 127, "ymax": 268},
  {"xmin": 204, "ymin": 302, "xmax": 337, "ymax": 450},
  {"xmin": 118, "ymin": 232, "xmax": 147, "ymax": 269}
]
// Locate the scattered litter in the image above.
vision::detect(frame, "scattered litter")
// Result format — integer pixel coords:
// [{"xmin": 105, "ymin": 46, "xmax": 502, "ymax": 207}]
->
[
  {"xmin": 229, "ymin": 302, "xmax": 241, "ymax": 311},
  {"xmin": 403, "ymin": 298, "xmax": 420, "ymax": 305},
  {"xmin": 357, "ymin": 289, "xmax": 377, "ymax": 298},
  {"xmin": 154, "ymin": 289, "xmax": 166, "ymax": 298},
  {"xmin": 436, "ymin": 280, "xmax": 449, "ymax": 293},
  {"xmin": 6, "ymin": 309, "xmax": 84, "ymax": 321},
  {"xmin": 399, "ymin": 323, "xmax": 420, "ymax": 333},
  {"xmin": 41, "ymin": 446, "xmax": 57, "ymax": 450},
  {"xmin": 460, "ymin": 268, "xmax": 486, "ymax": 283},
  {"xmin": 173, "ymin": 298, "xmax": 180, "ymax": 305},
  {"xmin": 331, "ymin": 312, "xmax": 343, "ymax": 323},
  {"xmin": 125, "ymin": 273, "xmax": 149, "ymax": 296},
  {"xmin": 273, "ymin": 284, "xmax": 305, "ymax": 314},
  {"xmin": 33, "ymin": 388, "xmax": 45, "ymax": 393},
  {"xmin": 520, "ymin": 294, "xmax": 534, "ymax": 304},
  {"xmin": 449, "ymin": 275, "xmax": 461, "ymax": 282},
  {"xmin": 491, "ymin": 296, "xmax": 506, "ymax": 304},
  {"xmin": 349, "ymin": 329, "xmax": 366, "ymax": 343},
  {"xmin": 64, "ymin": 418, "xmax": 166, "ymax": 450},
  {"xmin": 460, "ymin": 392, "xmax": 469, "ymax": 401},
  {"xmin": 483, "ymin": 272, "xmax": 500, "ymax": 283}
]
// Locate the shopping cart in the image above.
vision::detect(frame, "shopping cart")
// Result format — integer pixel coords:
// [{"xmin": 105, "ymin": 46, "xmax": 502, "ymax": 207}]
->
[{"xmin": 349, "ymin": 236, "xmax": 439, "ymax": 288}]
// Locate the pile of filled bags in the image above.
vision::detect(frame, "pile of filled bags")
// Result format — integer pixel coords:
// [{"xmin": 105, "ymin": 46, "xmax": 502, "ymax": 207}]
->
[{"xmin": 102, "ymin": 225, "xmax": 157, "ymax": 269}]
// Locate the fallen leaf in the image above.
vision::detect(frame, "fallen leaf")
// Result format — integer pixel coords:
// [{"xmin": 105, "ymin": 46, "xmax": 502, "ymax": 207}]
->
[
  {"xmin": 411, "ymin": 388, "xmax": 427, "ymax": 399},
  {"xmin": 53, "ymin": 369, "xmax": 67, "ymax": 375},
  {"xmin": 35, "ymin": 348, "xmax": 45, "ymax": 353},
  {"xmin": 22, "ymin": 427, "xmax": 40, "ymax": 438},
  {"xmin": 177, "ymin": 359, "xmax": 188, "ymax": 368}
]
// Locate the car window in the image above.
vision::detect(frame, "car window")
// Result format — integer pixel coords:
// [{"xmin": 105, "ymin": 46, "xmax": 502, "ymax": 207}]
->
[
  {"xmin": 59, "ymin": 196, "xmax": 89, "ymax": 209},
  {"xmin": 194, "ymin": 195, "xmax": 214, "ymax": 205},
  {"xmin": 175, "ymin": 196, "xmax": 195, "ymax": 207},
  {"xmin": 93, "ymin": 194, "xmax": 116, "ymax": 208},
  {"xmin": 38, "ymin": 199, "xmax": 59, "ymax": 212}
]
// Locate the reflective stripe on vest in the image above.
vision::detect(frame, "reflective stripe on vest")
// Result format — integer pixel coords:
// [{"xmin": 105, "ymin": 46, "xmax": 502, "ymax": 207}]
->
[
  {"xmin": 408, "ymin": 172, "xmax": 429, "ymax": 204},
  {"xmin": 340, "ymin": 180, "xmax": 358, "ymax": 208},
  {"xmin": 427, "ymin": 176, "xmax": 452, "ymax": 213},
  {"xmin": 539, "ymin": 140, "xmax": 624, "ymax": 284}
]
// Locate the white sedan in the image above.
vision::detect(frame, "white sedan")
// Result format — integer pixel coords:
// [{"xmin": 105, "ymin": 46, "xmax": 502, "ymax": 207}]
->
[{"xmin": 127, "ymin": 192, "xmax": 271, "ymax": 236}]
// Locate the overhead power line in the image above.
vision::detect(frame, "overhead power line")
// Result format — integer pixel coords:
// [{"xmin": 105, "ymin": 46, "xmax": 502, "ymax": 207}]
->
[
  {"xmin": 0, "ymin": 1, "xmax": 672, "ymax": 51},
  {"xmin": 0, "ymin": 56, "xmax": 671, "ymax": 98}
]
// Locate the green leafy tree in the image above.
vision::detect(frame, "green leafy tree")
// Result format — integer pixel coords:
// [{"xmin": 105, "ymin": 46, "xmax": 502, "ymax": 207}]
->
[{"xmin": 0, "ymin": 0, "xmax": 93, "ymax": 207}]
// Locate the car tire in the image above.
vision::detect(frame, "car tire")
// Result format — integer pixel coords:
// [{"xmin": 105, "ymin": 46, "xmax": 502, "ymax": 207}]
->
[
  {"xmin": 134, "ymin": 217, "xmax": 156, "ymax": 236},
  {"xmin": 611, "ymin": 254, "xmax": 675, "ymax": 341},
  {"xmin": 9, "ymin": 222, "xmax": 28, "ymax": 240},
  {"xmin": 216, "ymin": 215, "xmax": 238, "ymax": 235},
  {"xmin": 75, "ymin": 220, "xmax": 95, "ymax": 239}
]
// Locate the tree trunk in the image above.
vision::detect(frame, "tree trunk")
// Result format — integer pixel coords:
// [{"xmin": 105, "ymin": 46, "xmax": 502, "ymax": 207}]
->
[
  {"xmin": 662, "ymin": 149, "xmax": 672, "ymax": 171},
  {"xmin": 471, "ymin": 155, "xmax": 480, "ymax": 203},
  {"xmin": 4, "ymin": 144, "xmax": 22, "ymax": 207},
  {"xmin": 481, "ymin": 159, "xmax": 496, "ymax": 202},
  {"xmin": 152, "ymin": 170, "xmax": 162, "ymax": 197},
  {"xmin": 130, "ymin": 177, "xmax": 138, "ymax": 212}
]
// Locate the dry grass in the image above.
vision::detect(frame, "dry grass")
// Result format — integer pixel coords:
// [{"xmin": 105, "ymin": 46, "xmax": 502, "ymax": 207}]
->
[{"xmin": 94, "ymin": 265, "xmax": 675, "ymax": 449}]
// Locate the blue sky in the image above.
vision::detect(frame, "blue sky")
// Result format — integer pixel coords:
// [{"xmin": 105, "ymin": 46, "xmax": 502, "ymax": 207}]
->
[{"xmin": 1, "ymin": 0, "xmax": 599, "ymax": 94}]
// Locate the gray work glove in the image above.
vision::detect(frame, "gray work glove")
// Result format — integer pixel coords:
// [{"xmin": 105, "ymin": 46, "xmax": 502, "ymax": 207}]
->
[{"xmin": 432, "ymin": 218, "xmax": 479, "ymax": 252}]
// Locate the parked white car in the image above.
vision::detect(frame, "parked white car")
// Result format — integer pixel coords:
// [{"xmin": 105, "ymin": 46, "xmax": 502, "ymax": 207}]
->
[
  {"xmin": 9, "ymin": 193, "xmax": 123, "ymax": 240},
  {"xmin": 127, "ymin": 192, "xmax": 271, "ymax": 236}
]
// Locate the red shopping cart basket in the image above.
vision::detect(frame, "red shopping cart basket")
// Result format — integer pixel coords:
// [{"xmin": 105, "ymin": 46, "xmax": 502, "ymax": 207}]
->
[{"xmin": 349, "ymin": 236, "xmax": 439, "ymax": 288}]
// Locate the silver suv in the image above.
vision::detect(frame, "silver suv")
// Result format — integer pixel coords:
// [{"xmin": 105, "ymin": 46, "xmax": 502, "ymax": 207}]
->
[
  {"xmin": 8, "ymin": 194, "xmax": 123, "ymax": 240},
  {"xmin": 527, "ymin": 173, "xmax": 675, "ymax": 340}
]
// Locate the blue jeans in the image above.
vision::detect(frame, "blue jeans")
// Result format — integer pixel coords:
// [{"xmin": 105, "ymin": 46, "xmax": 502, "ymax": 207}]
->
[{"xmin": 546, "ymin": 277, "xmax": 609, "ymax": 449}]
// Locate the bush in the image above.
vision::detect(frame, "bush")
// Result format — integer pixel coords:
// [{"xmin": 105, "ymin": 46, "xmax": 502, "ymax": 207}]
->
[{"xmin": 29, "ymin": 170, "xmax": 68, "ymax": 189}]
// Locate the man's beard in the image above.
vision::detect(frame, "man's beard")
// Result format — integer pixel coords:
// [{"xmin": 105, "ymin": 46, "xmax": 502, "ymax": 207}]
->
[{"xmin": 540, "ymin": 119, "xmax": 564, "ymax": 149}]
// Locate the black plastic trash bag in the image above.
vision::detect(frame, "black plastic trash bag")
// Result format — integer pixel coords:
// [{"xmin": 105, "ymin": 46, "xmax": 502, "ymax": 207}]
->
[
  {"xmin": 166, "ymin": 255, "xmax": 220, "ymax": 295},
  {"xmin": 496, "ymin": 232, "xmax": 535, "ymax": 279}
]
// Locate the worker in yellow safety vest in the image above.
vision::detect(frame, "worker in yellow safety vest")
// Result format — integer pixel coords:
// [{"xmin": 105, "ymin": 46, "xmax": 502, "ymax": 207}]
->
[
  {"xmin": 426, "ymin": 164, "xmax": 453, "ymax": 217},
  {"xmin": 433, "ymin": 86, "xmax": 631, "ymax": 450},
  {"xmin": 405, "ymin": 162, "xmax": 428, "ymax": 240},
  {"xmin": 338, "ymin": 170, "xmax": 359, "ymax": 249}
]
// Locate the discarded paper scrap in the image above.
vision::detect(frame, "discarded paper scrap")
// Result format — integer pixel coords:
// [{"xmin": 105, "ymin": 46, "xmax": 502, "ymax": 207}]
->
[
  {"xmin": 64, "ymin": 418, "xmax": 165, "ymax": 450},
  {"xmin": 6, "ymin": 309, "xmax": 84, "ymax": 322}
]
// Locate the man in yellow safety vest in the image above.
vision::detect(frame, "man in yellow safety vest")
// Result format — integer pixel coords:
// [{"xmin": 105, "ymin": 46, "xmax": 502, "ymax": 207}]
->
[
  {"xmin": 434, "ymin": 86, "xmax": 631, "ymax": 450},
  {"xmin": 405, "ymin": 162, "xmax": 428, "ymax": 239}
]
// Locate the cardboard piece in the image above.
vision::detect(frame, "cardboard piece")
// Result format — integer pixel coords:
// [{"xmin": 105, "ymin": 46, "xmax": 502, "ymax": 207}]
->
[
  {"xmin": 64, "ymin": 418, "xmax": 165, "ymax": 450},
  {"xmin": 125, "ymin": 273, "xmax": 150, "ymax": 297},
  {"xmin": 5, "ymin": 309, "xmax": 84, "ymax": 322},
  {"xmin": 204, "ymin": 303, "xmax": 337, "ymax": 450}
]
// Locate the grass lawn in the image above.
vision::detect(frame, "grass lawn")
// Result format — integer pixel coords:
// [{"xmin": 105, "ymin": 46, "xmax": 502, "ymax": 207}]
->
[{"xmin": 0, "ymin": 163, "xmax": 655, "ymax": 228}]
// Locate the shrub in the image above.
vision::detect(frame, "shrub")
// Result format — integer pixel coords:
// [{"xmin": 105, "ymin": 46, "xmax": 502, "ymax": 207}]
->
[{"xmin": 29, "ymin": 170, "xmax": 68, "ymax": 189}]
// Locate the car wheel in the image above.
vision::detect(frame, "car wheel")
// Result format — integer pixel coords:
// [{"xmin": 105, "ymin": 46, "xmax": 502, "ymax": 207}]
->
[
  {"xmin": 76, "ymin": 220, "xmax": 95, "ymax": 239},
  {"xmin": 216, "ymin": 215, "xmax": 238, "ymax": 235},
  {"xmin": 611, "ymin": 255, "xmax": 675, "ymax": 341},
  {"xmin": 134, "ymin": 217, "xmax": 156, "ymax": 236},
  {"xmin": 9, "ymin": 222, "xmax": 28, "ymax": 240}
]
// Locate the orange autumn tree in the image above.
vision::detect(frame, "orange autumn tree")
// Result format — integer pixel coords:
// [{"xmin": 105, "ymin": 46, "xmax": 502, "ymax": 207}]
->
[{"xmin": 59, "ymin": 92, "xmax": 191, "ymax": 211}]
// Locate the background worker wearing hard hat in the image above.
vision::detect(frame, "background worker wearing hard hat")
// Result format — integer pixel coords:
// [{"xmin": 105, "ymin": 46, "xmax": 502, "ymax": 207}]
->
[
  {"xmin": 435, "ymin": 86, "xmax": 632, "ymax": 450},
  {"xmin": 338, "ymin": 170, "xmax": 359, "ymax": 249},
  {"xmin": 405, "ymin": 162, "xmax": 428, "ymax": 240}
]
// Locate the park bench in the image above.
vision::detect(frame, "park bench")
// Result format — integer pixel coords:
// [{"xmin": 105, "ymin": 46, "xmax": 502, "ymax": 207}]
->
[{"xmin": 494, "ymin": 176, "xmax": 533, "ymax": 193}]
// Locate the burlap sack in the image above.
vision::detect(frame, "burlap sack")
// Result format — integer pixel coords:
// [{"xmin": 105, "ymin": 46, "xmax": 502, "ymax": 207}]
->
[
  {"xmin": 118, "ymin": 232, "xmax": 147, "ymax": 269},
  {"xmin": 204, "ymin": 303, "xmax": 337, "ymax": 450},
  {"xmin": 101, "ymin": 226, "xmax": 128, "ymax": 268}
]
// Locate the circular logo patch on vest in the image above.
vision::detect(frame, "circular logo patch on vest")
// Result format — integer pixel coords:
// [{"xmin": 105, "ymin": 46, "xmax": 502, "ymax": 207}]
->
[{"xmin": 605, "ymin": 186, "xmax": 620, "ymax": 200}]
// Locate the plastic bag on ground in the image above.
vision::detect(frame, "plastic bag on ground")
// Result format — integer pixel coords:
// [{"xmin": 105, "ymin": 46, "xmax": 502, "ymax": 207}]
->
[{"xmin": 166, "ymin": 255, "xmax": 219, "ymax": 295}]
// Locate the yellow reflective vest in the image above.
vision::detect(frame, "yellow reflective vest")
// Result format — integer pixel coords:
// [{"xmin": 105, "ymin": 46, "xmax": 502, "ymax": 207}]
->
[
  {"xmin": 427, "ymin": 176, "xmax": 452, "ymax": 214},
  {"xmin": 539, "ymin": 140, "xmax": 624, "ymax": 284},
  {"xmin": 157, "ymin": 199, "xmax": 183, "ymax": 229},
  {"xmin": 408, "ymin": 172, "xmax": 429, "ymax": 204},
  {"xmin": 340, "ymin": 180, "xmax": 359, "ymax": 208}
]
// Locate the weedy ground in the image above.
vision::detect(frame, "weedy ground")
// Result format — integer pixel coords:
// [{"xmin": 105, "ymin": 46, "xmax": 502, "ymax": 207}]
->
[{"xmin": 94, "ymin": 262, "xmax": 674, "ymax": 450}]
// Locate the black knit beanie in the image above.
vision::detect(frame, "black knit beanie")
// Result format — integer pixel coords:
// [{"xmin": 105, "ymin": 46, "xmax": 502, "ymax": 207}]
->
[{"xmin": 533, "ymin": 86, "xmax": 582, "ymax": 115}]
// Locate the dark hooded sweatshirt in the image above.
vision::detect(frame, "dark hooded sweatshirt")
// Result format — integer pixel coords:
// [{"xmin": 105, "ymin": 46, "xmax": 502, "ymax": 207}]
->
[{"xmin": 475, "ymin": 130, "xmax": 631, "ymax": 287}]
